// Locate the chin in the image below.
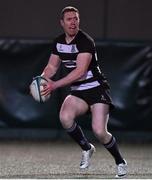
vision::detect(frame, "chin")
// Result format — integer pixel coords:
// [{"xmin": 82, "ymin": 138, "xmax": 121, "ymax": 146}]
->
[
  {"xmin": 69, "ymin": 33, "xmax": 76, "ymax": 37},
  {"xmin": 69, "ymin": 31, "xmax": 78, "ymax": 37}
]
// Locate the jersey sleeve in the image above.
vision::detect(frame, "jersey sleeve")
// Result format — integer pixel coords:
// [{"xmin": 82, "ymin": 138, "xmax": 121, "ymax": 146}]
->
[
  {"xmin": 51, "ymin": 38, "xmax": 59, "ymax": 55},
  {"xmin": 77, "ymin": 37, "xmax": 95, "ymax": 54}
]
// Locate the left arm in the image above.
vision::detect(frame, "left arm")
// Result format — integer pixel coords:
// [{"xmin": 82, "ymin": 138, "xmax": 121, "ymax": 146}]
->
[
  {"xmin": 42, "ymin": 52, "xmax": 92, "ymax": 95},
  {"xmin": 54, "ymin": 52, "xmax": 92, "ymax": 89}
]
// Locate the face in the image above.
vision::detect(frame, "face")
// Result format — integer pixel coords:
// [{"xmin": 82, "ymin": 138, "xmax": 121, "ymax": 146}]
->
[{"xmin": 60, "ymin": 11, "xmax": 80, "ymax": 37}]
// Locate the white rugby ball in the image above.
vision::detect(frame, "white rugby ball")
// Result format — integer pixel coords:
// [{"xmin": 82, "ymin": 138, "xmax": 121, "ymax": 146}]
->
[{"xmin": 30, "ymin": 76, "xmax": 51, "ymax": 102}]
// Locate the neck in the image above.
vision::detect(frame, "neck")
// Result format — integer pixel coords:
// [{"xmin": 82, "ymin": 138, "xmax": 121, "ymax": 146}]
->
[
  {"xmin": 65, "ymin": 31, "xmax": 79, "ymax": 44},
  {"xmin": 65, "ymin": 35, "xmax": 75, "ymax": 44}
]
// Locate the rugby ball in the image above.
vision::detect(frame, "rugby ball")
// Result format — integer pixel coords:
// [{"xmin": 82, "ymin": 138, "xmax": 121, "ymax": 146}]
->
[{"xmin": 30, "ymin": 76, "xmax": 51, "ymax": 102}]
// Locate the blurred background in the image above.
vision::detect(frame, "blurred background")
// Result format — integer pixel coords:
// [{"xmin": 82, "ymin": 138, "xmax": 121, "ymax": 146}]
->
[{"xmin": 0, "ymin": 0, "xmax": 152, "ymax": 140}]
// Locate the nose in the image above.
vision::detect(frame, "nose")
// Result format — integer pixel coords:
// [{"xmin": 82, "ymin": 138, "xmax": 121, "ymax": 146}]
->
[{"xmin": 71, "ymin": 19, "xmax": 75, "ymax": 24}]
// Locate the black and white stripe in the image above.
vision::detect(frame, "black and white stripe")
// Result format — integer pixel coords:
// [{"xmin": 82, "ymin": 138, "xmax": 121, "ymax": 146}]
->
[{"xmin": 57, "ymin": 43, "xmax": 78, "ymax": 54}]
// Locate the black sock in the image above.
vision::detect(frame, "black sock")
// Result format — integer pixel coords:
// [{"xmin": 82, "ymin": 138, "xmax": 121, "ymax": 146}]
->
[
  {"xmin": 66, "ymin": 122, "xmax": 91, "ymax": 151},
  {"xmin": 104, "ymin": 136, "xmax": 125, "ymax": 165}
]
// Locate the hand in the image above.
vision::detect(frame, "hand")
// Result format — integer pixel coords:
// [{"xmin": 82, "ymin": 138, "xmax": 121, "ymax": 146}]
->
[{"xmin": 40, "ymin": 78, "xmax": 56, "ymax": 96}]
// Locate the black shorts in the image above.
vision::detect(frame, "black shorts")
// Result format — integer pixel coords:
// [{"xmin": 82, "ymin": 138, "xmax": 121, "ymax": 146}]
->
[{"xmin": 70, "ymin": 85, "xmax": 114, "ymax": 110}]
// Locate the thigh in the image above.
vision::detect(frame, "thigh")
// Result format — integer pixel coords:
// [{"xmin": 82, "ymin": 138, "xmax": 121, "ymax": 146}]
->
[
  {"xmin": 90, "ymin": 103, "xmax": 110, "ymax": 130},
  {"xmin": 60, "ymin": 95, "xmax": 89, "ymax": 118}
]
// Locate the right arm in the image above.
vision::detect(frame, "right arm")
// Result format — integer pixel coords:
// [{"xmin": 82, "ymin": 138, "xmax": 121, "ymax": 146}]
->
[{"xmin": 41, "ymin": 54, "xmax": 61, "ymax": 79}]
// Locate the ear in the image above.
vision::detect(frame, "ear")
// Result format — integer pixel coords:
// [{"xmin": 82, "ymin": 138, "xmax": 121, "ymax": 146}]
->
[{"xmin": 60, "ymin": 19, "xmax": 64, "ymax": 27}]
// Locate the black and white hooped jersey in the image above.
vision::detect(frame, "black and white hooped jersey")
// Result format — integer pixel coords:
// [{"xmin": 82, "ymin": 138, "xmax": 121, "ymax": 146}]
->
[{"xmin": 52, "ymin": 30, "xmax": 109, "ymax": 91}]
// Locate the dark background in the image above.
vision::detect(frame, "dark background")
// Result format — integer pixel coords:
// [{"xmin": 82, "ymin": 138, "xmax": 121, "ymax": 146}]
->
[
  {"xmin": 0, "ymin": 0, "xmax": 152, "ymax": 139},
  {"xmin": 0, "ymin": 0, "xmax": 152, "ymax": 41}
]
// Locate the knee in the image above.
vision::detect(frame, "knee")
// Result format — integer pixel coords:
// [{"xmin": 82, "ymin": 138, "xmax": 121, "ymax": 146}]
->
[
  {"xmin": 92, "ymin": 124, "xmax": 109, "ymax": 143},
  {"xmin": 59, "ymin": 111, "xmax": 74, "ymax": 129}
]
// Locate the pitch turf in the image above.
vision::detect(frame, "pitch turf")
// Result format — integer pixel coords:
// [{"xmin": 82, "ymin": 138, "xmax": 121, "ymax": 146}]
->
[{"xmin": 0, "ymin": 139, "xmax": 151, "ymax": 179}]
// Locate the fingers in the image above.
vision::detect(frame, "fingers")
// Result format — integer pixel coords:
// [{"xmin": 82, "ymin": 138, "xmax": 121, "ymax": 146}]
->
[
  {"xmin": 40, "ymin": 87, "xmax": 50, "ymax": 96},
  {"xmin": 40, "ymin": 82, "xmax": 54, "ymax": 96},
  {"xmin": 29, "ymin": 77, "xmax": 55, "ymax": 97}
]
